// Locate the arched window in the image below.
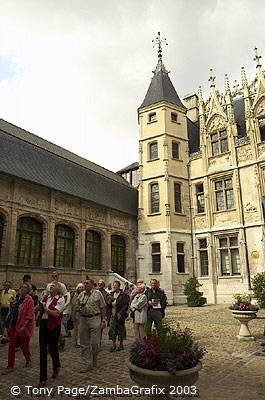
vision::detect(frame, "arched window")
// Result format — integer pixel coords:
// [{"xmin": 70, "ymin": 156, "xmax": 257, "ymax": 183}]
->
[
  {"xmin": 111, "ymin": 235, "xmax": 125, "ymax": 276},
  {"xmin": 85, "ymin": 230, "xmax": 101, "ymax": 269},
  {"xmin": 54, "ymin": 224, "xmax": 74, "ymax": 268},
  {"xmin": 0, "ymin": 214, "xmax": 4, "ymax": 256},
  {"xmin": 16, "ymin": 217, "xmax": 42, "ymax": 265}
]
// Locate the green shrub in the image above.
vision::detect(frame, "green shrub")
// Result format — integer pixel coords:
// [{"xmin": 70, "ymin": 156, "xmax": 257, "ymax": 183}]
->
[
  {"xmin": 183, "ymin": 277, "xmax": 207, "ymax": 307},
  {"xmin": 252, "ymin": 272, "xmax": 265, "ymax": 309}
]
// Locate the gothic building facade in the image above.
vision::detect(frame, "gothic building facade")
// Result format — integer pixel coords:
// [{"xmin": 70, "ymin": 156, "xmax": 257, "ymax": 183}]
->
[
  {"xmin": 135, "ymin": 45, "xmax": 265, "ymax": 304},
  {"xmin": 0, "ymin": 119, "xmax": 138, "ymax": 289}
]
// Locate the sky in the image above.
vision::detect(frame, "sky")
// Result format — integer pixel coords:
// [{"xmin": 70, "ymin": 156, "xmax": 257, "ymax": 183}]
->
[{"xmin": 0, "ymin": 0, "xmax": 264, "ymax": 172}]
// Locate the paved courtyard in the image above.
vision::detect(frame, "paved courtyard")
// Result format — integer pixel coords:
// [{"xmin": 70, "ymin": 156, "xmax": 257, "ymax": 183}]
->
[{"xmin": 0, "ymin": 305, "xmax": 265, "ymax": 400}]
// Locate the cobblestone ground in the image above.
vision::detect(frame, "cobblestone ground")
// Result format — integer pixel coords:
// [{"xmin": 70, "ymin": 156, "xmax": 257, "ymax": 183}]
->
[{"xmin": 1, "ymin": 305, "xmax": 265, "ymax": 400}]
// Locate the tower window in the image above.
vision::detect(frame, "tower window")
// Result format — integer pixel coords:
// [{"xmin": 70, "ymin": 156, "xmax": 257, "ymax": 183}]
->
[
  {"xmin": 149, "ymin": 142, "xmax": 158, "ymax": 160},
  {"xmin": 211, "ymin": 130, "xmax": 228, "ymax": 155},
  {"xmin": 171, "ymin": 113, "xmax": 178, "ymax": 122},
  {"xmin": 172, "ymin": 141, "xmax": 179, "ymax": 160},
  {"xmin": 174, "ymin": 183, "xmax": 182, "ymax": 213},
  {"xmin": 196, "ymin": 183, "xmax": 205, "ymax": 213},
  {"xmin": 177, "ymin": 242, "xmax": 185, "ymax": 273},
  {"xmin": 199, "ymin": 238, "xmax": 208, "ymax": 276},
  {"xmin": 149, "ymin": 112, "xmax": 157, "ymax": 123},
  {"xmin": 258, "ymin": 117, "xmax": 265, "ymax": 141},
  {"xmin": 151, "ymin": 242, "xmax": 161, "ymax": 272},
  {"xmin": 150, "ymin": 183, "xmax": 159, "ymax": 213}
]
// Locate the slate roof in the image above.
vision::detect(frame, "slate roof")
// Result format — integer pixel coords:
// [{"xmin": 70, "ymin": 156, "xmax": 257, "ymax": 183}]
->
[
  {"xmin": 139, "ymin": 62, "xmax": 185, "ymax": 109},
  {"xmin": 0, "ymin": 119, "xmax": 138, "ymax": 216},
  {"xmin": 117, "ymin": 162, "xmax": 139, "ymax": 174}
]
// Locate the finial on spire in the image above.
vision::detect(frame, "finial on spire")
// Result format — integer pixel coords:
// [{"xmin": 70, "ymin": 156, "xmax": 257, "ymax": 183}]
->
[
  {"xmin": 225, "ymin": 74, "xmax": 231, "ymax": 94},
  {"xmin": 241, "ymin": 67, "xmax": 248, "ymax": 88},
  {"xmin": 152, "ymin": 32, "xmax": 168, "ymax": 61},
  {"xmin": 233, "ymin": 79, "xmax": 240, "ymax": 95},
  {"xmin": 254, "ymin": 47, "xmax": 262, "ymax": 70},
  {"xmin": 209, "ymin": 69, "xmax": 216, "ymax": 88}
]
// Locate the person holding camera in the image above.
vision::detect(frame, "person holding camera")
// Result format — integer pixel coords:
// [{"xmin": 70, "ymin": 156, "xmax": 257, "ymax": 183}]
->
[{"xmin": 145, "ymin": 279, "xmax": 167, "ymax": 326}]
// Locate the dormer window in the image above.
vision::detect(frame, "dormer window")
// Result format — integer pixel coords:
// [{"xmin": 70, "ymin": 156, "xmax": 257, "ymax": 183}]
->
[
  {"xmin": 171, "ymin": 112, "xmax": 178, "ymax": 122},
  {"xmin": 258, "ymin": 117, "xmax": 265, "ymax": 141},
  {"xmin": 148, "ymin": 112, "xmax": 157, "ymax": 123},
  {"xmin": 211, "ymin": 130, "xmax": 228, "ymax": 156}
]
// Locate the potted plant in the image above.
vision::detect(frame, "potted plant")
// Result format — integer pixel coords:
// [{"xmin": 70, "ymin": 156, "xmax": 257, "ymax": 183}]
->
[
  {"xmin": 229, "ymin": 293, "xmax": 259, "ymax": 341},
  {"xmin": 127, "ymin": 321, "xmax": 206, "ymax": 397}
]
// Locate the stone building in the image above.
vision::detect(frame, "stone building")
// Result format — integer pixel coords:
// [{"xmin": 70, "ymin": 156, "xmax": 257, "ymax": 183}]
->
[
  {"xmin": 0, "ymin": 119, "xmax": 138, "ymax": 289},
  {"xmin": 134, "ymin": 42, "xmax": 265, "ymax": 304}
]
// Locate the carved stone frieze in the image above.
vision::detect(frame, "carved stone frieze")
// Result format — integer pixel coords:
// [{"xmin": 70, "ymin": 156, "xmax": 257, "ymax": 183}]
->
[
  {"xmin": 86, "ymin": 207, "xmax": 106, "ymax": 223},
  {"xmin": 15, "ymin": 185, "xmax": 48, "ymax": 209},
  {"xmin": 54, "ymin": 198, "xmax": 80, "ymax": 217},
  {"xmin": 110, "ymin": 213, "xmax": 127, "ymax": 228}
]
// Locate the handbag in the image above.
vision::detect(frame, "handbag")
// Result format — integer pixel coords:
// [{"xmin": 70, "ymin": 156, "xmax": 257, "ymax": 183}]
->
[{"xmin": 67, "ymin": 317, "xmax": 74, "ymax": 331}]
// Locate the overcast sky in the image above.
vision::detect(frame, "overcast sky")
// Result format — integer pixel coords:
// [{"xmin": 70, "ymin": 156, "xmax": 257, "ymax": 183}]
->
[{"xmin": 0, "ymin": 0, "xmax": 264, "ymax": 172}]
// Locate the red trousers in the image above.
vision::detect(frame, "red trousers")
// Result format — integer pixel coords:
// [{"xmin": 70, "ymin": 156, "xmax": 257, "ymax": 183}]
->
[{"xmin": 7, "ymin": 327, "xmax": 31, "ymax": 368}]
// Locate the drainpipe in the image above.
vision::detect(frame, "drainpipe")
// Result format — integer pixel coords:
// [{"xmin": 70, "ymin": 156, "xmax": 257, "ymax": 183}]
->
[{"xmin": 187, "ymin": 160, "xmax": 195, "ymax": 277}]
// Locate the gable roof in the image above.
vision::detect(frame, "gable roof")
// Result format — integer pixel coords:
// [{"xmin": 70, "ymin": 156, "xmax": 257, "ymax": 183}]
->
[{"xmin": 0, "ymin": 119, "xmax": 138, "ymax": 216}]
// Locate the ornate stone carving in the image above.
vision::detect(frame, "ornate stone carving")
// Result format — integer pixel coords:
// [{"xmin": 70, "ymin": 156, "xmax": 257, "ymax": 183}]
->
[
  {"xmin": 86, "ymin": 207, "xmax": 106, "ymax": 223},
  {"xmin": 234, "ymin": 136, "xmax": 250, "ymax": 147},
  {"xmin": 237, "ymin": 146, "xmax": 253, "ymax": 162},
  {"xmin": 15, "ymin": 186, "xmax": 48, "ymax": 209},
  {"xmin": 54, "ymin": 198, "xmax": 80, "ymax": 217},
  {"xmin": 256, "ymin": 98, "xmax": 265, "ymax": 117},
  {"xmin": 258, "ymin": 142, "xmax": 265, "ymax": 157},
  {"xmin": 195, "ymin": 217, "xmax": 207, "ymax": 230},
  {"xmin": 110, "ymin": 213, "xmax": 127, "ymax": 228},
  {"xmin": 244, "ymin": 202, "xmax": 257, "ymax": 213},
  {"xmin": 207, "ymin": 115, "xmax": 226, "ymax": 132},
  {"xmin": 190, "ymin": 151, "xmax": 202, "ymax": 160}
]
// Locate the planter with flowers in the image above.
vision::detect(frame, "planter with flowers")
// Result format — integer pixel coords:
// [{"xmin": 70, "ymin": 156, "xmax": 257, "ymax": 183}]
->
[
  {"xmin": 127, "ymin": 321, "xmax": 206, "ymax": 396},
  {"xmin": 229, "ymin": 293, "xmax": 259, "ymax": 341}
]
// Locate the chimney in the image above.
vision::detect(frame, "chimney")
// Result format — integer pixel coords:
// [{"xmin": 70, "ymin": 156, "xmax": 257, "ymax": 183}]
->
[{"xmin": 183, "ymin": 92, "xmax": 199, "ymax": 123}]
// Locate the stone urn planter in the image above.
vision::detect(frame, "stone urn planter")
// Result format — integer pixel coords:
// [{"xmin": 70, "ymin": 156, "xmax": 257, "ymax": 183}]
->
[
  {"xmin": 231, "ymin": 310, "xmax": 258, "ymax": 341},
  {"xmin": 127, "ymin": 359, "xmax": 201, "ymax": 398}
]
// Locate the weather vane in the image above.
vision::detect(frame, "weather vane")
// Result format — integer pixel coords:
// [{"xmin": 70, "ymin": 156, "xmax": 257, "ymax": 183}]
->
[{"xmin": 152, "ymin": 32, "xmax": 168, "ymax": 61}]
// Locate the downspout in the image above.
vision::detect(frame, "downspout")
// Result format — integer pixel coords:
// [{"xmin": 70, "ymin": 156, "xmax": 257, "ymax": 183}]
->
[
  {"xmin": 187, "ymin": 160, "xmax": 195, "ymax": 277},
  {"xmin": 237, "ymin": 170, "xmax": 252, "ymax": 290}
]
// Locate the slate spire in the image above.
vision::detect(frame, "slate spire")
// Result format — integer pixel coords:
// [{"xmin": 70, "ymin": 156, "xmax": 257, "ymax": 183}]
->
[{"xmin": 140, "ymin": 32, "xmax": 184, "ymax": 109}]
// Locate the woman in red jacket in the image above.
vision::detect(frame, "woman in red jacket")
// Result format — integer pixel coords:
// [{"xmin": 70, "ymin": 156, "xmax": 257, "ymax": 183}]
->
[
  {"xmin": 37, "ymin": 281, "xmax": 65, "ymax": 387},
  {"xmin": 1, "ymin": 282, "xmax": 34, "ymax": 375}
]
